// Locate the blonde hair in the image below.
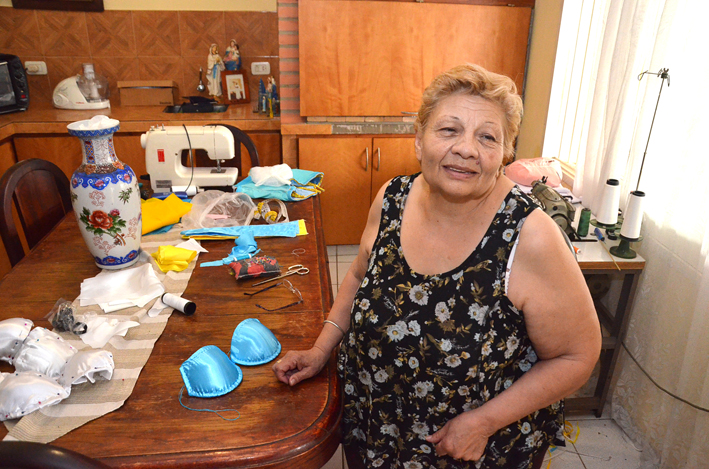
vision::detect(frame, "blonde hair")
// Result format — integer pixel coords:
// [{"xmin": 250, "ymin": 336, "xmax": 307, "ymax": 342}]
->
[{"xmin": 415, "ymin": 64, "xmax": 523, "ymax": 165}]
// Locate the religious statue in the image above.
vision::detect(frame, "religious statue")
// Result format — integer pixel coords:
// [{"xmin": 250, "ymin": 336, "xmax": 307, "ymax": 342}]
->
[
  {"xmin": 206, "ymin": 43, "xmax": 225, "ymax": 97},
  {"xmin": 224, "ymin": 40, "xmax": 242, "ymax": 71}
]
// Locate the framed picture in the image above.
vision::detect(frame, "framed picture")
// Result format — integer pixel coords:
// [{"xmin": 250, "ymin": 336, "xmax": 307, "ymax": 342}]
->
[
  {"xmin": 221, "ymin": 71, "xmax": 250, "ymax": 105},
  {"xmin": 12, "ymin": 0, "xmax": 104, "ymax": 11}
]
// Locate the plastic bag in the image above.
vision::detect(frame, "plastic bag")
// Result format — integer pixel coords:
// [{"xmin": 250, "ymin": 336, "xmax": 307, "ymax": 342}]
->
[
  {"xmin": 181, "ymin": 190, "xmax": 256, "ymax": 230},
  {"xmin": 45, "ymin": 299, "xmax": 87, "ymax": 335}
]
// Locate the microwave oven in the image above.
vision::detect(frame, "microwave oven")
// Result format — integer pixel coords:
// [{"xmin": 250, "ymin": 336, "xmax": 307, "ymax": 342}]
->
[{"xmin": 0, "ymin": 54, "xmax": 29, "ymax": 115}]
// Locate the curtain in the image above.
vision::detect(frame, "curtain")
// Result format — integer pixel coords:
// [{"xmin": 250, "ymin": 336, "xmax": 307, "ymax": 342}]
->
[
  {"xmin": 571, "ymin": 0, "xmax": 709, "ymax": 467},
  {"xmin": 573, "ymin": 0, "xmax": 666, "ymax": 212}
]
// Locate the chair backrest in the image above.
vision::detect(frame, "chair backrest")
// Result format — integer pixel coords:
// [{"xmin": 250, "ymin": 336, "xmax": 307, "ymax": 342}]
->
[
  {"xmin": 0, "ymin": 158, "xmax": 72, "ymax": 266},
  {"xmin": 0, "ymin": 441, "xmax": 110, "ymax": 469},
  {"xmin": 219, "ymin": 124, "xmax": 260, "ymax": 174}
]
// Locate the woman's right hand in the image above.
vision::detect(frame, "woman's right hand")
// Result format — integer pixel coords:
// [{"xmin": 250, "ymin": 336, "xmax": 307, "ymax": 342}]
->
[{"xmin": 272, "ymin": 346, "xmax": 330, "ymax": 386}]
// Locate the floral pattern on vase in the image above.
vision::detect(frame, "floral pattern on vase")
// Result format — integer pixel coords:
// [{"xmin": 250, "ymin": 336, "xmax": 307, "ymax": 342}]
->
[{"xmin": 67, "ymin": 116, "xmax": 142, "ymax": 269}]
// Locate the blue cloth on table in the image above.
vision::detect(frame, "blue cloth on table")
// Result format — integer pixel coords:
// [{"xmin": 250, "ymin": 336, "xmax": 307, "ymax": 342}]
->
[
  {"xmin": 235, "ymin": 169, "xmax": 323, "ymax": 201},
  {"xmin": 181, "ymin": 220, "xmax": 303, "ymax": 239}
]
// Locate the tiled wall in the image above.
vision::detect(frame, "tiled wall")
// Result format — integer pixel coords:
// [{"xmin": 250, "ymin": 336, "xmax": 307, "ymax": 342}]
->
[
  {"xmin": 0, "ymin": 8, "xmax": 278, "ymax": 107},
  {"xmin": 276, "ymin": 0, "xmax": 302, "ymax": 124}
]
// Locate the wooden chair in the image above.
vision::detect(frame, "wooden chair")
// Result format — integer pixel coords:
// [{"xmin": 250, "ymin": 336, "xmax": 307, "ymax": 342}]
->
[
  {"xmin": 220, "ymin": 124, "xmax": 261, "ymax": 171},
  {"xmin": 0, "ymin": 441, "xmax": 110, "ymax": 469},
  {"xmin": 0, "ymin": 159, "xmax": 72, "ymax": 267},
  {"xmin": 181, "ymin": 125, "xmax": 260, "ymax": 182}
]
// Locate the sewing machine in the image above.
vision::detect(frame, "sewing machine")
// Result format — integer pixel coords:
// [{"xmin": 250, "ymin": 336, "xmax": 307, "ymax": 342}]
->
[{"xmin": 141, "ymin": 125, "xmax": 238, "ymax": 194}]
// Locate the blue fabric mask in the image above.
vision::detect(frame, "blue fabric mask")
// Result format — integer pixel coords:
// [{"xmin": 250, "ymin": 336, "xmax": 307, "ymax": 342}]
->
[
  {"xmin": 180, "ymin": 345, "xmax": 243, "ymax": 398},
  {"xmin": 230, "ymin": 318, "xmax": 281, "ymax": 366}
]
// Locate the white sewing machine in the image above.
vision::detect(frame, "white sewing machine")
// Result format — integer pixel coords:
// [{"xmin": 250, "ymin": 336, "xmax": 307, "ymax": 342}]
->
[{"xmin": 141, "ymin": 125, "xmax": 239, "ymax": 194}]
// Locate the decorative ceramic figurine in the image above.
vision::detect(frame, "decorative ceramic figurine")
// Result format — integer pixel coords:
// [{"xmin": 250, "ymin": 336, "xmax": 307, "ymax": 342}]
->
[
  {"xmin": 67, "ymin": 116, "xmax": 142, "ymax": 269},
  {"xmin": 224, "ymin": 40, "xmax": 242, "ymax": 71},
  {"xmin": 207, "ymin": 43, "xmax": 225, "ymax": 97},
  {"xmin": 258, "ymin": 79, "xmax": 267, "ymax": 113}
]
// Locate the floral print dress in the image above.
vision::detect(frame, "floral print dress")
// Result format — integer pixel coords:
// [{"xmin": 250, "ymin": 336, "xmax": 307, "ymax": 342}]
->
[{"xmin": 338, "ymin": 174, "xmax": 564, "ymax": 469}]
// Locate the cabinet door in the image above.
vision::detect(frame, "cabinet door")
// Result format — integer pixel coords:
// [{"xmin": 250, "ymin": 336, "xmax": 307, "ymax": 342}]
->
[
  {"xmin": 299, "ymin": 137, "xmax": 371, "ymax": 245},
  {"xmin": 14, "ymin": 135, "xmax": 81, "ymax": 179},
  {"xmin": 300, "ymin": 0, "xmax": 531, "ymax": 116},
  {"xmin": 370, "ymin": 137, "xmax": 419, "ymax": 203}
]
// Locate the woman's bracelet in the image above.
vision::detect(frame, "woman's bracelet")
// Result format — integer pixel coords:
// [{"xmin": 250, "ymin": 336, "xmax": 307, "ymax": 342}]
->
[{"xmin": 323, "ymin": 319, "xmax": 345, "ymax": 336}]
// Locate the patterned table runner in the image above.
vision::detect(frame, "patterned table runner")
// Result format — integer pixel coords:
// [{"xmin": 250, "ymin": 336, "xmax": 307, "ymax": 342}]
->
[{"xmin": 4, "ymin": 225, "xmax": 198, "ymax": 443}]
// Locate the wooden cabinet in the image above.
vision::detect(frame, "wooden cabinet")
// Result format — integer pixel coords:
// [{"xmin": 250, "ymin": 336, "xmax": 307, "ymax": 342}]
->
[
  {"xmin": 299, "ymin": 136, "xmax": 419, "ymax": 245},
  {"xmin": 299, "ymin": 0, "xmax": 532, "ymax": 117}
]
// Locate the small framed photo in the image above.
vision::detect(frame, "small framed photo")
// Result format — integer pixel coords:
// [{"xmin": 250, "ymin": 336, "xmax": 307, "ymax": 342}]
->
[{"xmin": 222, "ymin": 71, "xmax": 250, "ymax": 104}]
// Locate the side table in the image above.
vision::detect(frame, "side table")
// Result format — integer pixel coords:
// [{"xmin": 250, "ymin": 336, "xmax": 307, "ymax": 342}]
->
[{"xmin": 568, "ymin": 239, "xmax": 645, "ymax": 417}]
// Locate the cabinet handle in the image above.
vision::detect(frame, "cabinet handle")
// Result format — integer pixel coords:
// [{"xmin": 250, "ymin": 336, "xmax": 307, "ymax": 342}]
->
[
  {"xmin": 365, "ymin": 147, "xmax": 369, "ymax": 171},
  {"xmin": 376, "ymin": 148, "xmax": 381, "ymax": 170}
]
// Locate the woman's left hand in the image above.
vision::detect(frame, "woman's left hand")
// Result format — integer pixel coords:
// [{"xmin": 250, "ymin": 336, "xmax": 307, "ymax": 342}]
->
[{"xmin": 425, "ymin": 410, "xmax": 492, "ymax": 461}]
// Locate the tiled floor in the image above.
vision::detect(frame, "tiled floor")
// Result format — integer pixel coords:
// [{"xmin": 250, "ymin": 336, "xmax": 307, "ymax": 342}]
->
[{"xmin": 321, "ymin": 245, "xmax": 645, "ymax": 469}]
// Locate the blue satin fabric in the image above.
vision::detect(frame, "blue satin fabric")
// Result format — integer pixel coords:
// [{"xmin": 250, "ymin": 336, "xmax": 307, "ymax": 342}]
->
[
  {"xmin": 180, "ymin": 345, "xmax": 243, "ymax": 398},
  {"xmin": 230, "ymin": 318, "xmax": 281, "ymax": 366}
]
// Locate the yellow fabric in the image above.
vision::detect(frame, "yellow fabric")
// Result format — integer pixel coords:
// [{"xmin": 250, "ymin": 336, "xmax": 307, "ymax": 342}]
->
[
  {"xmin": 141, "ymin": 194, "xmax": 192, "ymax": 235},
  {"xmin": 151, "ymin": 245, "xmax": 197, "ymax": 273}
]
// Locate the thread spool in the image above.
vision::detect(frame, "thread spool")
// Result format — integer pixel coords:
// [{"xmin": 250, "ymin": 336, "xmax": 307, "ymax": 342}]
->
[
  {"xmin": 596, "ymin": 179, "xmax": 621, "ymax": 226},
  {"xmin": 620, "ymin": 191, "xmax": 645, "ymax": 239},
  {"xmin": 162, "ymin": 293, "xmax": 196, "ymax": 316},
  {"xmin": 577, "ymin": 208, "xmax": 591, "ymax": 237}
]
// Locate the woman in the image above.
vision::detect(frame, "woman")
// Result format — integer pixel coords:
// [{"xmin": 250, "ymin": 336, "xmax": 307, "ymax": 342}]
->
[
  {"xmin": 273, "ymin": 64, "xmax": 601, "ymax": 469},
  {"xmin": 206, "ymin": 44, "xmax": 225, "ymax": 97}
]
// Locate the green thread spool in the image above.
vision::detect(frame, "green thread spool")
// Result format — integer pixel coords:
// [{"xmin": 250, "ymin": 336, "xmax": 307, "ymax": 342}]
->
[{"xmin": 577, "ymin": 208, "xmax": 591, "ymax": 237}]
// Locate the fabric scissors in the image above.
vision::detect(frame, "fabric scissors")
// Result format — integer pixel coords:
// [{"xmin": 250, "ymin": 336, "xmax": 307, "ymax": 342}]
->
[{"xmin": 252, "ymin": 264, "xmax": 310, "ymax": 286}]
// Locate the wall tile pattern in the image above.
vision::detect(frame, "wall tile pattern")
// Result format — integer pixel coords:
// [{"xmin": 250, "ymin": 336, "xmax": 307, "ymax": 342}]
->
[
  {"xmin": 0, "ymin": 8, "xmax": 279, "ymax": 107},
  {"xmin": 277, "ymin": 0, "xmax": 303, "ymax": 124}
]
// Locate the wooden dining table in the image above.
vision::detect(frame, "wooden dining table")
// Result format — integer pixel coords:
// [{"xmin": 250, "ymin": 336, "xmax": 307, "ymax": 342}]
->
[{"xmin": 0, "ymin": 196, "xmax": 342, "ymax": 469}]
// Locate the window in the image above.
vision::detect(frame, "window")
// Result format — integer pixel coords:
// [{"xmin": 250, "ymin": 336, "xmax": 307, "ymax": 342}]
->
[{"xmin": 542, "ymin": 0, "xmax": 610, "ymax": 184}]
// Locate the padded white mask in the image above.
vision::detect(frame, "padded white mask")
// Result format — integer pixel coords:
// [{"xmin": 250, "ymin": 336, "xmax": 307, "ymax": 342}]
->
[
  {"xmin": 59, "ymin": 349, "xmax": 114, "ymax": 388},
  {"xmin": 0, "ymin": 318, "xmax": 33, "ymax": 364},
  {"xmin": 13, "ymin": 327, "xmax": 77, "ymax": 378},
  {"xmin": 0, "ymin": 371, "xmax": 70, "ymax": 421}
]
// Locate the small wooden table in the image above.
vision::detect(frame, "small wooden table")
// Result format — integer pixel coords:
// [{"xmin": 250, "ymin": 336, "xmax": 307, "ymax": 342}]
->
[
  {"xmin": 567, "ymin": 239, "xmax": 646, "ymax": 417},
  {"xmin": 0, "ymin": 197, "xmax": 341, "ymax": 469}
]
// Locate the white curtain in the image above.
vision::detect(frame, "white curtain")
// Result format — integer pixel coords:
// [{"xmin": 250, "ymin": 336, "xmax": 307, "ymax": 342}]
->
[
  {"xmin": 569, "ymin": 0, "xmax": 709, "ymax": 467},
  {"xmin": 573, "ymin": 0, "xmax": 667, "ymax": 212}
]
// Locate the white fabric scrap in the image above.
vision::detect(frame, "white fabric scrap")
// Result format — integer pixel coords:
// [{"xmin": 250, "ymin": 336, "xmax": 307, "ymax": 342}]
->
[
  {"xmin": 249, "ymin": 164, "xmax": 293, "ymax": 187},
  {"xmin": 78, "ymin": 264, "xmax": 165, "ymax": 313},
  {"xmin": 175, "ymin": 238, "xmax": 208, "ymax": 253},
  {"xmin": 147, "ymin": 297, "xmax": 168, "ymax": 318},
  {"xmin": 80, "ymin": 317, "xmax": 140, "ymax": 349}
]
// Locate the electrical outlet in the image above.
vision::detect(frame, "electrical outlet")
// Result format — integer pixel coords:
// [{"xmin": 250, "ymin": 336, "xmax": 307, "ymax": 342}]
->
[
  {"xmin": 251, "ymin": 62, "xmax": 270, "ymax": 76},
  {"xmin": 25, "ymin": 61, "xmax": 47, "ymax": 75}
]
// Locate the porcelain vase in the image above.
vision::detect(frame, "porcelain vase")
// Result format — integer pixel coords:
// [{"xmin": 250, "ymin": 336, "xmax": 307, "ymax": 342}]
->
[{"xmin": 67, "ymin": 117, "xmax": 142, "ymax": 269}]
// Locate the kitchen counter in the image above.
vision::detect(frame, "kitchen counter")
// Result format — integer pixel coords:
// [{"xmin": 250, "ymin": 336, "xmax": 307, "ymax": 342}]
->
[{"xmin": 0, "ymin": 102, "xmax": 280, "ymax": 141}]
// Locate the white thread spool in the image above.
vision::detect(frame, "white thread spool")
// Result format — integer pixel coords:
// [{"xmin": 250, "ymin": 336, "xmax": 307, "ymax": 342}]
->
[
  {"xmin": 596, "ymin": 179, "xmax": 621, "ymax": 226},
  {"xmin": 162, "ymin": 293, "xmax": 196, "ymax": 316},
  {"xmin": 620, "ymin": 191, "xmax": 645, "ymax": 239},
  {"xmin": 172, "ymin": 185, "xmax": 197, "ymax": 196}
]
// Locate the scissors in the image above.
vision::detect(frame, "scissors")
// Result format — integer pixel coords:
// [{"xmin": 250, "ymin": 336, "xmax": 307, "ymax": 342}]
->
[{"xmin": 252, "ymin": 264, "xmax": 310, "ymax": 286}]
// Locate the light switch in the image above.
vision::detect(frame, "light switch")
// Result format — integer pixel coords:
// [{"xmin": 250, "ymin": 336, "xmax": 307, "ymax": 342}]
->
[{"xmin": 251, "ymin": 62, "xmax": 270, "ymax": 76}]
